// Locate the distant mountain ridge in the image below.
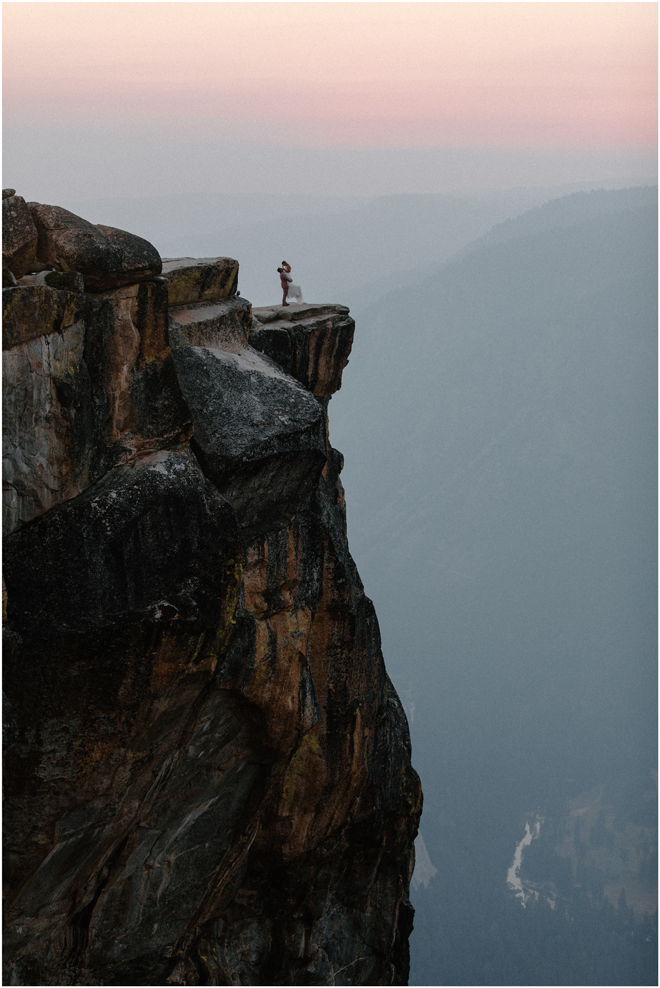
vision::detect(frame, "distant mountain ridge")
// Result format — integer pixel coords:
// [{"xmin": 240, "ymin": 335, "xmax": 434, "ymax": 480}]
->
[
  {"xmin": 62, "ymin": 182, "xmax": 657, "ymax": 314},
  {"xmin": 350, "ymin": 184, "xmax": 658, "ymax": 314},
  {"xmin": 451, "ymin": 185, "xmax": 658, "ymax": 263},
  {"xmin": 328, "ymin": 188, "xmax": 657, "ymax": 986}
]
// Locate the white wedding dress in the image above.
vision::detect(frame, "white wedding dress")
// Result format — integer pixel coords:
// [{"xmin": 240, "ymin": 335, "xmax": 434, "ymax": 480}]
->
[{"xmin": 286, "ymin": 271, "xmax": 304, "ymax": 303}]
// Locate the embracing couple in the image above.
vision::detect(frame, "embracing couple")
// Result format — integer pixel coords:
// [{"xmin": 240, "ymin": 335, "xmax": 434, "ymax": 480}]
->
[{"xmin": 277, "ymin": 261, "xmax": 303, "ymax": 306}]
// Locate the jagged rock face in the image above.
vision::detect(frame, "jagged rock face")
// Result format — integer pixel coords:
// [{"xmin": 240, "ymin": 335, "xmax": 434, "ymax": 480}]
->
[
  {"xmin": 2, "ymin": 194, "xmax": 38, "ymax": 278},
  {"xmin": 3, "ymin": 205, "xmax": 421, "ymax": 986},
  {"xmin": 251, "ymin": 304, "xmax": 355, "ymax": 397},
  {"xmin": 2, "ymin": 278, "xmax": 191, "ymax": 535}
]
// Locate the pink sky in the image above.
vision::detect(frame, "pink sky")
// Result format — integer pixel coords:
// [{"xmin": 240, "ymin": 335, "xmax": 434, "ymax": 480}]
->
[{"xmin": 3, "ymin": 2, "xmax": 657, "ymax": 149}]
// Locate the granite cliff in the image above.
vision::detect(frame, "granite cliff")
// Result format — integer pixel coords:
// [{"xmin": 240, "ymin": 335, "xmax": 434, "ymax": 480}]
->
[{"xmin": 2, "ymin": 191, "xmax": 422, "ymax": 986}]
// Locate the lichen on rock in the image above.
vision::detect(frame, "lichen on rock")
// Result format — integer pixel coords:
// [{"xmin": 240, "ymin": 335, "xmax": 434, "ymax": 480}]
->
[
  {"xmin": 2, "ymin": 198, "xmax": 421, "ymax": 986},
  {"xmin": 161, "ymin": 256, "xmax": 239, "ymax": 306}
]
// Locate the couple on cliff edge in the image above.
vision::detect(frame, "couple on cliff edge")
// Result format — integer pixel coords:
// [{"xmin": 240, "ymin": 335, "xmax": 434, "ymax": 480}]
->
[{"xmin": 278, "ymin": 261, "xmax": 303, "ymax": 306}]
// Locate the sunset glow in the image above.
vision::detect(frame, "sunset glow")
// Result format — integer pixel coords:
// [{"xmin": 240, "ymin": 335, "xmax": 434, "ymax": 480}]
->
[{"xmin": 4, "ymin": 2, "xmax": 657, "ymax": 148}]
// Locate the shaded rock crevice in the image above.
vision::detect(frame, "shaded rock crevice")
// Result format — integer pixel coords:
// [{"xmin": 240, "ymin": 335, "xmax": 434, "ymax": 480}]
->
[{"xmin": 3, "ymin": 200, "xmax": 421, "ymax": 986}]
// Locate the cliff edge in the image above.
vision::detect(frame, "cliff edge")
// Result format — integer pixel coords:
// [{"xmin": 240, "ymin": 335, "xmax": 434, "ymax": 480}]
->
[{"xmin": 2, "ymin": 193, "xmax": 422, "ymax": 986}]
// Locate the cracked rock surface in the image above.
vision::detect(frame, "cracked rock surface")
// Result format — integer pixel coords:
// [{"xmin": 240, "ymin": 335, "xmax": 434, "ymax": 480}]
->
[{"xmin": 3, "ymin": 202, "xmax": 421, "ymax": 987}]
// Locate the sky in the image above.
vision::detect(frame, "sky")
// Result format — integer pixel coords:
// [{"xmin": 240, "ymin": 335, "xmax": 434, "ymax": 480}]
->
[{"xmin": 3, "ymin": 2, "xmax": 658, "ymax": 200}]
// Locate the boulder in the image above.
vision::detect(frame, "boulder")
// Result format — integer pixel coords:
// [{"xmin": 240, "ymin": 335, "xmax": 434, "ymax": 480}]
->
[
  {"xmin": 251, "ymin": 303, "xmax": 354, "ymax": 396},
  {"xmin": 28, "ymin": 203, "xmax": 161, "ymax": 291},
  {"xmin": 172, "ymin": 344, "xmax": 326, "ymax": 530},
  {"xmin": 2, "ymin": 194, "xmax": 38, "ymax": 278},
  {"xmin": 161, "ymin": 256, "xmax": 239, "ymax": 305},
  {"xmin": 168, "ymin": 296, "xmax": 252, "ymax": 352},
  {"xmin": 95, "ymin": 224, "xmax": 162, "ymax": 287}
]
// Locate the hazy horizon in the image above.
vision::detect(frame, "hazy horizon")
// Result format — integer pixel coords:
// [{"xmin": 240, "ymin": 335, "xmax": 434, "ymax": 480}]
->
[
  {"xmin": 4, "ymin": 133, "xmax": 657, "ymax": 204},
  {"xmin": 4, "ymin": 3, "xmax": 656, "ymax": 204}
]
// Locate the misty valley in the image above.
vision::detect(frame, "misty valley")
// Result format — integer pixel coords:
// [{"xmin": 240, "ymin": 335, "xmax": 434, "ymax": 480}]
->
[{"xmin": 327, "ymin": 185, "xmax": 658, "ymax": 986}]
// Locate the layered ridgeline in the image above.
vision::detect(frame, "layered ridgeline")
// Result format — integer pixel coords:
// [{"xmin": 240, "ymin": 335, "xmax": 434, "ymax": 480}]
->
[
  {"xmin": 330, "ymin": 187, "xmax": 657, "ymax": 985},
  {"xmin": 64, "ymin": 184, "xmax": 632, "ymax": 313},
  {"xmin": 2, "ymin": 191, "xmax": 421, "ymax": 986}
]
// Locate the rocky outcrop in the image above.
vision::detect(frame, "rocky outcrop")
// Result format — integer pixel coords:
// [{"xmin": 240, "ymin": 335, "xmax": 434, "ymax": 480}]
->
[
  {"xmin": 3, "ymin": 199, "xmax": 421, "ymax": 986},
  {"xmin": 2, "ymin": 192, "xmax": 38, "ymax": 278},
  {"xmin": 168, "ymin": 295, "xmax": 252, "ymax": 351},
  {"xmin": 173, "ymin": 344, "xmax": 327, "ymax": 533},
  {"xmin": 162, "ymin": 257, "xmax": 239, "ymax": 306},
  {"xmin": 26, "ymin": 204, "xmax": 162, "ymax": 291},
  {"xmin": 2, "ymin": 277, "xmax": 191, "ymax": 535},
  {"xmin": 251, "ymin": 304, "xmax": 354, "ymax": 397}
]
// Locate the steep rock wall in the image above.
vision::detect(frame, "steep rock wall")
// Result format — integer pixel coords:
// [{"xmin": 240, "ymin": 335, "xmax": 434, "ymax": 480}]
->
[{"xmin": 3, "ymin": 205, "xmax": 422, "ymax": 986}]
